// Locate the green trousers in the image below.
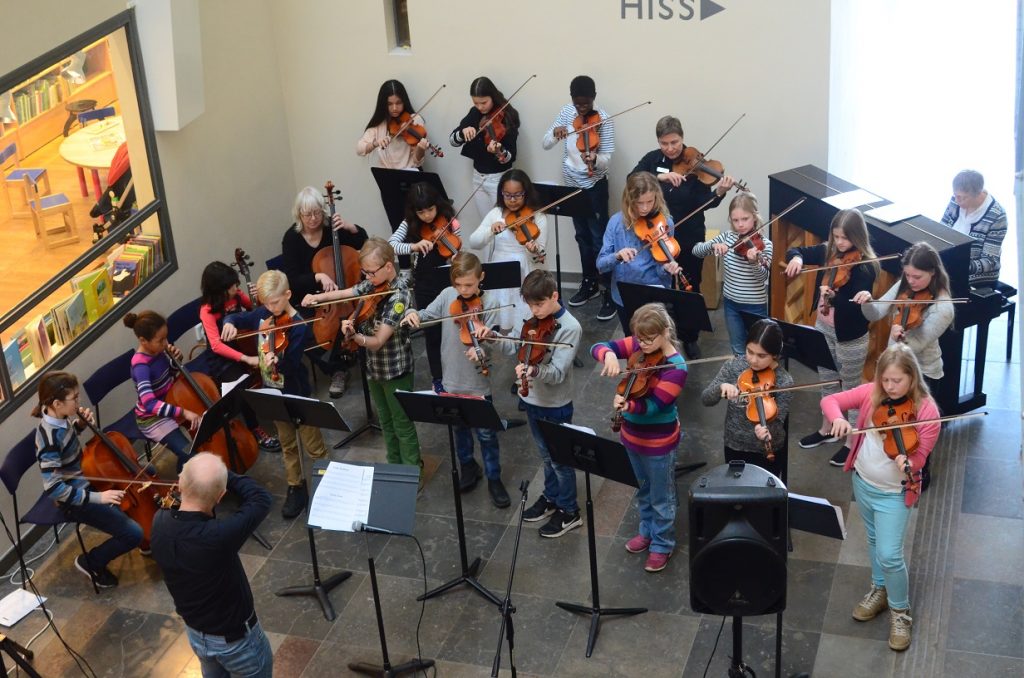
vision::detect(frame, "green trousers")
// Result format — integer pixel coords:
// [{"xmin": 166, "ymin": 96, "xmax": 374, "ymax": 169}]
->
[{"xmin": 367, "ymin": 371, "xmax": 421, "ymax": 468}]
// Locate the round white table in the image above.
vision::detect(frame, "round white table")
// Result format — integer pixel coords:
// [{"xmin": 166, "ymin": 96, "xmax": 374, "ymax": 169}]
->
[{"xmin": 58, "ymin": 115, "xmax": 125, "ymax": 201}]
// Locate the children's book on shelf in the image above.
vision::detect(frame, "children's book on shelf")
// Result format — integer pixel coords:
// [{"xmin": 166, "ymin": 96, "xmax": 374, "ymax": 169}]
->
[{"xmin": 3, "ymin": 340, "xmax": 25, "ymax": 388}]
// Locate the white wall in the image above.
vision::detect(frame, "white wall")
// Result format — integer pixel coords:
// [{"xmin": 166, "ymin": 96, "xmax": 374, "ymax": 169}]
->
[{"xmin": 270, "ymin": 0, "xmax": 831, "ymax": 272}]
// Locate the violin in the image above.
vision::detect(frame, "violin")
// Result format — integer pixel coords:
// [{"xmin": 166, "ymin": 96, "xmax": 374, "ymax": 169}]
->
[
  {"xmin": 309, "ymin": 181, "xmax": 362, "ymax": 354},
  {"xmin": 732, "ymin": 232, "xmax": 770, "ymax": 266},
  {"xmin": 388, "ymin": 111, "xmax": 444, "ymax": 157},
  {"xmin": 737, "ymin": 366, "xmax": 778, "ymax": 461},
  {"xmin": 452, "ymin": 294, "xmax": 489, "ymax": 376},
  {"xmin": 516, "ymin": 315, "xmax": 558, "ymax": 397},
  {"xmin": 871, "ymin": 396, "xmax": 920, "ymax": 492},
  {"xmin": 612, "ymin": 349, "xmax": 664, "ymax": 432},
  {"xmin": 420, "ymin": 215, "xmax": 461, "ymax": 259},
  {"xmin": 480, "ymin": 110, "xmax": 510, "ymax": 162},
  {"xmin": 821, "ymin": 250, "xmax": 861, "ymax": 314},
  {"xmin": 892, "ymin": 289, "xmax": 933, "ymax": 334},
  {"xmin": 503, "ymin": 208, "xmax": 545, "ymax": 264},
  {"xmin": 79, "ymin": 414, "xmax": 176, "ymax": 550},
  {"xmin": 341, "ymin": 281, "xmax": 392, "ymax": 353},
  {"xmin": 632, "ymin": 214, "xmax": 693, "ymax": 291},
  {"xmin": 672, "ymin": 146, "xmax": 750, "ymax": 192},
  {"xmin": 164, "ymin": 352, "xmax": 260, "ymax": 473},
  {"xmin": 257, "ymin": 312, "xmax": 290, "ymax": 389},
  {"xmin": 574, "ymin": 110, "xmax": 601, "ymax": 176}
]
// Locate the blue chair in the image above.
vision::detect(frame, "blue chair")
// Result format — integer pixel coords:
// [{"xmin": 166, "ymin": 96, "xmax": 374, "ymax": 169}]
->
[
  {"xmin": 81, "ymin": 349, "xmax": 152, "ymax": 459},
  {"xmin": 265, "ymin": 254, "xmax": 284, "ymax": 271},
  {"xmin": 76, "ymin": 106, "xmax": 116, "ymax": 126},
  {"xmin": 0, "ymin": 432, "xmax": 97, "ymax": 593},
  {"xmin": 1, "ymin": 142, "xmax": 50, "ymax": 217},
  {"xmin": 167, "ymin": 298, "xmax": 201, "ymax": 344}
]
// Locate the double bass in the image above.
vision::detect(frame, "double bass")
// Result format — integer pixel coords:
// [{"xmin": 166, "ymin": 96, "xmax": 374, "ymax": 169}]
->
[{"xmin": 309, "ymin": 181, "xmax": 361, "ymax": 355}]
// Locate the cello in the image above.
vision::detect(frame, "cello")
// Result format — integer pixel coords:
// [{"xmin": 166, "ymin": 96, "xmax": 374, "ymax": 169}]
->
[
  {"xmin": 309, "ymin": 181, "xmax": 362, "ymax": 355},
  {"xmin": 163, "ymin": 353, "xmax": 259, "ymax": 473}
]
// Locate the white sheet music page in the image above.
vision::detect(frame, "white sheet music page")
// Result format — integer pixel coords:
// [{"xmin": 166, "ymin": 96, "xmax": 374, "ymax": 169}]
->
[
  {"xmin": 822, "ymin": 188, "xmax": 882, "ymax": 210},
  {"xmin": 308, "ymin": 462, "xmax": 374, "ymax": 532}
]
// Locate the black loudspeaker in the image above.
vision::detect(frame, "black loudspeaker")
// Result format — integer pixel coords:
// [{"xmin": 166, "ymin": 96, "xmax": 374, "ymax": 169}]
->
[{"xmin": 688, "ymin": 461, "xmax": 788, "ymax": 616}]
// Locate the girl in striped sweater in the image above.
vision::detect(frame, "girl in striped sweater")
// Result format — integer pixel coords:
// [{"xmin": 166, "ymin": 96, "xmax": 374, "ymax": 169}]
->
[
  {"xmin": 592, "ymin": 303, "xmax": 687, "ymax": 573},
  {"xmin": 124, "ymin": 311, "xmax": 200, "ymax": 472},
  {"xmin": 692, "ymin": 193, "xmax": 772, "ymax": 356}
]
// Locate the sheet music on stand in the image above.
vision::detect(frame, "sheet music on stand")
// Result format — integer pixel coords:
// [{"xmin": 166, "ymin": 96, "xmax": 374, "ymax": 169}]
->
[{"xmin": 308, "ymin": 462, "xmax": 374, "ymax": 532}]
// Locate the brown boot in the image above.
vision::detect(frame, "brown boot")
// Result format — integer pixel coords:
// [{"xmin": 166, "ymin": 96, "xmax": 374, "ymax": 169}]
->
[
  {"xmin": 888, "ymin": 608, "xmax": 912, "ymax": 651},
  {"xmin": 852, "ymin": 585, "xmax": 888, "ymax": 621}
]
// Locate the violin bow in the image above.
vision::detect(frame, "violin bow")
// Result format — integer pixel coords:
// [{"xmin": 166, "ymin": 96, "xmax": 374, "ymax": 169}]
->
[
  {"xmin": 478, "ymin": 74, "xmax": 537, "ymax": 132},
  {"xmin": 503, "ymin": 189, "xmax": 584, "ymax": 231},
  {"xmin": 486, "ymin": 335, "xmax": 574, "ymax": 349},
  {"xmin": 868, "ymin": 298, "xmax": 970, "ymax": 305},
  {"xmin": 304, "ymin": 288, "xmax": 398, "ymax": 309},
  {"xmin": 736, "ymin": 379, "xmax": 840, "ymax": 399},
  {"xmin": 607, "ymin": 353, "xmax": 734, "ymax": 375},
  {"xmin": 847, "ymin": 411, "xmax": 987, "ymax": 436},
  {"xmin": 62, "ymin": 474, "xmax": 178, "ymax": 488},
  {"xmin": 700, "ymin": 112, "xmax": 747, "ymax": 158},
  {"xmin": 786, "ymin": 253, "xmax": 901, "ymax": 273},
  {"xmin": 405, "ymin": 303, "xmax": 516, "ymax": 329},
  {"xmin": 388, "ymin": 83, "xmax": 446, "ymax": 142},
  {"xmin": 730, "ymin": 197, "xmax": 808, "ymax": 252},
  {"xmin": 562, "ymin": 101, "xmax": 652, "ymax": 139},
  {"xmin": 231, "ymin": 315, "xmax": 322, "ymax": 340}
]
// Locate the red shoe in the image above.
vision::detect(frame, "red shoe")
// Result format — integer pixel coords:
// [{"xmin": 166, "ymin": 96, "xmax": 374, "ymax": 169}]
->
[
  {"xmin": 625, "ymin": 535, "xmax": 652, "ymax": 553},
  {"xmin": 644, "ymin": 551, "xmax": 671, "ymax": 572}
]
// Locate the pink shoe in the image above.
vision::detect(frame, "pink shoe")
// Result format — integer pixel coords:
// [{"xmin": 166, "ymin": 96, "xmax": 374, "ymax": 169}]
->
[
  {"xmin": 625, "ymin": 535, "xmax": 652, "ymax": 553},
  {"xmin": 644, "ymin": 551, "xmax": 671, "ymax": 572}
]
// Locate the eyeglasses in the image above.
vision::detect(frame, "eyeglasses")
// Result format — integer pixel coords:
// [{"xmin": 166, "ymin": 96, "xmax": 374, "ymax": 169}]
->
[
  {"xmin": 501, "ymin": 191, "xmax": 526, "ymax": 200},
  {"xmin": 637, "ymin": 335, "xmax": 660, "ymax": 346},
  {"xmin": 361, "ymin": 264, "xmax": 387, "ymax": 278},
  {"xmin": 300, "ymin": 210, "xmax": 324, "ymax": 219}
]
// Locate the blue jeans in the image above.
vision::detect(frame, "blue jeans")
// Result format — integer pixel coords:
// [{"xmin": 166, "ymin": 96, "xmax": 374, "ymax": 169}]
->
[
  {"xmin": 185, "ymin": 622, "xmax": 273, "ymax": 678},
  {"xmin": 572, "ymin": 177, "xmax": 610, "ymax": 286},
  {"xmin": 454, "ymin": 396, "xmax": 501, "ymax": 479},
  {"xmin": 64, "ymin": 502, "xmax": 142, "ymax": 570},
  {"xmin": 853, "ymin": 472, "xmax": 912, "ymax": 610},
  {"xmin": 723, "ymin": 297, "xmax": 767, "ymax": 356},
  {"xmin": 523, "ymin": 401, "xmax": 578, "ymax": 513},
  {"xmin": 160, "ymin": 428, "xmax": 193, "ymax": 473},
  {"xmin": 626, "ymin": 449, "xmax": 677, "ymax": 554}
]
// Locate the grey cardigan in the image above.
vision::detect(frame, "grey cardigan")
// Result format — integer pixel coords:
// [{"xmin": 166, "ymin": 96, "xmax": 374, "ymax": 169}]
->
[{"xmin": 860, "ymin": 281, "xmax": 954, "ymax": 379}]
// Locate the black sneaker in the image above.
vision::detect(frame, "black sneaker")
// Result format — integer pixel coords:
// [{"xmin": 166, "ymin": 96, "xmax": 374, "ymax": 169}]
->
[
  {"xmin": 282, "ymin": 482, "xmax": 308, "ymax": 519},
  {"xmin": 799, "ymin": 431, "xmax": 840, "ymax": 448},
  {"xmin": 328, "ymin": 370, "xmax": 348, "ymax": 399},
  {"xmin": 596, "ymin": 293, "xmax": 617, "ymax": 322},
  {"xmin": 829, "ymin": 446, "xmax": 850, "ymax": 467},
  {"xmin": 458, "ymin": 460, "xmax": 481, "ymax": 493},
  {"xmin": 539, "ymin": 509, "xmax": 582, "ymax": 538},
  {"xmin": 568, "ymin": 279, "xmax": 600, "ymax": 307},
  {"xmin": 253, "ymin": 426, "xmax": 281, "ymax": 452},
  {"xmin": 488, "ymin": 479, "xmax": 511, "ymax": 509},
  {"xmin": 683, "ymin": 341, "xmax": 701, "ymax": 359},
  {"xmin": 75, "ymin": 554, "xmax": 117, "ymax": 588},
  {"xmin": 523, "ymin": 496, "xmax": 555, "ymax": 522}
]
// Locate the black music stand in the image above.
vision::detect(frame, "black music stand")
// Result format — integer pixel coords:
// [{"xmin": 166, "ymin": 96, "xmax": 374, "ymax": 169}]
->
[
  {"xmin": 371, "ymin": 167, "xmax": 449, "ymax": 233},
  {"xmin": 491, "ymin": 480, "xmax": 529, "ymax": 677},
  {"xmin": 393, "ymin": 390, "xmax": 503, "ymax": 607},
  {"xmin": 738, "ymin": 313, "xmax": 836, "ymax": 373},
  {"xmin": 330, "ymin": 461, "xmax": 435, "ymax": 677},
  {"xmin": 432, "ymin": 260, "xmax": 523, "ymax": 293},
  {"xmin": 243, "ymin": 390, "xmax": 353, "ymax": 621},
  {"xmin": 538, "ymin": 420, "xmax": 648, "ymax": 657},
  {"xmin": 334, "ymin": 347, "xmax": 382, "ymax": 449},
  {"xmin": 0, "ymin": 634, "xmax": 39, "ymax": 678}
]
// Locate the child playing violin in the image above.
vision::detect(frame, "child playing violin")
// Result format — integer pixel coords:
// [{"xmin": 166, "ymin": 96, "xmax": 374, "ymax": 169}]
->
[
  {"xmin": 493, "ymin": 270, "xmax": 583, "ymax": 536},
  {"xmin": 303, "ymin": 238, "xmax": 422, "ymax": 476},
  {"xmin": 631, "ymin": 115, "xmax": 737, "ymax": 358},
  {"xmin": 692, "ymin": 193, "xmax": 772, "ymax": 356},
  {"xmin": 592, "ymin": 303, "xmax": 687, "ymax": 573},
  {"xmin": 388, "ymin": 182, "xmax": 461, "ymax": 393},
  {"xmin": 596, "ymin": 171, "xmax": 683, "ymax": 336},
  {"xmin": 543, "ymin": 75, "xmax": 616, "ymax": 321},
  {"xmin": 33, "ymin": 371, "xmax": 143, "ymax": 588},
  {"xmin": 821, "ymin": 343, "xmax": 940, "ymax": 653},
  {"xmin": 196, "ymin": 261, "xmax": 280, "ymax": 451},
  {"xmin": 468, "ymin": 169, "xmax": 547, "ymax": 333},
  {"xmin": 124, "ymin": 311, "xmax": 201, "ymax": 473},
  {"xmin": 356, "ymin": 79, "xmax": 428, "ymax": 169},
  {"xmin": 222, "ymin": 270, "xmax": 329, "ymax": 519},
  {"xmin": 701, "ymin": 319, "xmax": 793, "ymax": 481},
  {"xmin": 785, "ymin": 208, "xmax": 879, "ymax": 466},
  {"xmin": 400, "ymin": 252, "xmax": 510, "ymax": 508},
  {"xmin": 450, "ymin": 77, "xmax": 519, "ymax": 220}
]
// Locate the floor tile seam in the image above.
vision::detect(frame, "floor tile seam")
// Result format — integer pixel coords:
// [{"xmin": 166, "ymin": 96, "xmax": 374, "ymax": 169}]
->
[{"xmin": 943, "ymin": 647, "xmax": 1024, "ymax": 660}]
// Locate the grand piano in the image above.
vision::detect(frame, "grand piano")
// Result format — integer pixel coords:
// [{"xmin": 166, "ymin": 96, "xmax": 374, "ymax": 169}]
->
[{"xmin": 768, "ymin": 165, "xmax": 1002, "ymax": 415}]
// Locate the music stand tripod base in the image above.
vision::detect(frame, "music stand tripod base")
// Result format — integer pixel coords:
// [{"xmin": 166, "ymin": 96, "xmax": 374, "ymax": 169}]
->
[
  {"xmin": 0, "ymin": 634, "xmax": 40, "ymax": 678},
  {"xmin": 335, "ymin": 347, "xmax": 381, "ymax": 449}
]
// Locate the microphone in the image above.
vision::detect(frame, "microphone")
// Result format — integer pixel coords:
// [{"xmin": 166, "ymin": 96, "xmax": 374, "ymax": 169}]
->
[{"xmin": 351, "ymin": 520, "xmax": 401, "ymax": 535}]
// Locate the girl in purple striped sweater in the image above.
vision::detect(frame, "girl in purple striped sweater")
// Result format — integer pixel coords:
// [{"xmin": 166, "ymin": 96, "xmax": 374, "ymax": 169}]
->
[
  {"xmin": 591, "ymin": 303, "xmax": 687, "ymax": 573},
  {"xmin": 124, "ymin": 311, "xmax": 200, "ymax": 471}
]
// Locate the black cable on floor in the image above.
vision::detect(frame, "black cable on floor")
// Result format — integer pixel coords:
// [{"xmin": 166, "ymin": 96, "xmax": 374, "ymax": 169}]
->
[{"xmin": 702, "ymin": 615, "xmax": 727, "ymax": 678}]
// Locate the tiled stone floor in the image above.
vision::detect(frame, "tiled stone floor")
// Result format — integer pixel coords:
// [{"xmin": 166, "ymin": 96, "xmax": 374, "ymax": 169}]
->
[{"xmin": 3, "ymin": 299, "xmax": 1020, "ymax": 677}]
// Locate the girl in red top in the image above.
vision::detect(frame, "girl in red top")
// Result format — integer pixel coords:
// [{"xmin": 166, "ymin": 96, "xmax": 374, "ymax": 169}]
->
[
  {"xmin": 197, "ymin": 261, "xmax": 279, "ymax": 451},
  {"xmin": 821, "ymin": 343, "xmax": 940, "ymax": 652}
]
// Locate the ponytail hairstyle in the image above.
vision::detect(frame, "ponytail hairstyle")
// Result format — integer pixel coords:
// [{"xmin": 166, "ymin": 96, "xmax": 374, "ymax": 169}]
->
[
  {"xmin": 470, "ymin": 77, "xmax": 519, "ymax": 129},
  {"xmin": 871, "ymin": 343, "xmax": 932, "ymax": 415},
  {"xmin": 827, "ymin": 209, "xmax": 879, "ymax": 277},
  {"xmin": 630, "ymin": 303, "xmax": 680, "ymax": 352},
  {"xmin": 898, "ymin": 242, "xmax": 951, "ymax": 298},
  {"xmin": 366, "ymin": 79, "xmax": 415, "ymax": 129},
  {"xmin": 495, "ymin": 168, "xmax": 540, "ymax": 210},
  {"xmin": 200, "ymin": 261, "xmax": 241, "ymax": 315},
  {"xmin": 32, "ymin": 371, "xmax": 79, "ymax": 418},
  {"xmin": 404, "ymin": 182, "xmax": 454, "ymax": 236},
  {"xmin": 124, "ymin": 310, "xmax": 167, "ymax": 341},
  {"xmin": 745, "ymin": 318, "xmax": 784, "ymax": 358}
]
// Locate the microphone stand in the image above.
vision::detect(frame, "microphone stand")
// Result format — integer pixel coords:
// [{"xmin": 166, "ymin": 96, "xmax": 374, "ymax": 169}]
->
[{"xmin": 491, "ymin": 480, "xmax": 528, "ymax": 677}]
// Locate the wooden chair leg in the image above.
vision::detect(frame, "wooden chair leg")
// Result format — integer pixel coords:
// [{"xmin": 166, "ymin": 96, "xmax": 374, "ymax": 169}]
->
[{"xmin": 74, "ymin": 524, "xmax": 99, "ymax": 594}]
